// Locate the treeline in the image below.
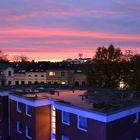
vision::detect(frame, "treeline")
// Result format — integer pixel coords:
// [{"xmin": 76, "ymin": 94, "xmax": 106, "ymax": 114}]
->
[
  {"xmin": 87, "ymin": 44, "xmax": 140, "ymax": 89},
  {"xmin": 0, "ymin": 50, "xmax": 29, "ymax": 62}
]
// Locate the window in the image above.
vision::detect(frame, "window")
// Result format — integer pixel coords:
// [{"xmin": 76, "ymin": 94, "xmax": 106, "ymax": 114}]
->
[
  {"xmin": 28, "ymin": 75, "xmax": 31, "ymax": 77},
  {"xmin": 61, "ymin": 72, "xmax": 66, "ymax": 77},
  {"xmin": 34, "ymin": 81, "xmax": 38, "ymax": 84},
  {"xmin": 21, "ymin": 81, "xmax": 25, "ymax": 85},
  {"xmin": 35, "ymin": 75, "xmax": 38, "ymax": 77},
  {"xmin": 61, "ymin": 81, "xmax": 66, "ymax": 85},
  {"xmin": 26, "ymin": 105, "xmax": 31, "ymax": 117},
  {"xmin": 28, "ymin": 81, "xmax": 32, "ymax": 84},
  {"xmin": 134, "ymin": 112, "xmax": 139, "ymax": 123},
  {"xmin": 62, "ymin": 136, "xmax": 70, "ymax": 140},
  {"xmin": 26, "ymin": 126, "xmax": 32, "ymax": 139},
  {"xmin": 49, "ymin": 71, "xmax": 55, "ymax": 76},
  {"xmin": 15, "ymin": 81, "xmax": 19, "ymax": 85},
  {"xmin": 17, "ymin": 102, "xmax": 22, "ymax": 113},
  {"xmin": 17, "ymin": 121, "xmax": 22, "ymax": 133},
  {"xmin": 78, "ymin": 116, "xmax": 87, "ymax": 131},
  {"xmin": 62, "ymin": 111, "xmax": 70, "ymax": 125},
  {"xmin": 8, "ymin": 71, "xmax": 12, "ymax": 76},
  {"xmin": 8, "ymin": 81, "xmax": 12, "ymax": 85},
  {"xmin": 41, "ymin": 75, "xmax": 44, "ymax": 77}
]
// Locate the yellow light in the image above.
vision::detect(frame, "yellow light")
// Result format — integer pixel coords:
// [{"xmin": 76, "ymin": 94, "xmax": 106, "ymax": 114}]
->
[
  {"xmin": 61, "ymin": 81, "xmax": 66, "ymax": 85},
  {"xmin": 49, "ymin": 72, "xmax": 55, "ymax": 76}
]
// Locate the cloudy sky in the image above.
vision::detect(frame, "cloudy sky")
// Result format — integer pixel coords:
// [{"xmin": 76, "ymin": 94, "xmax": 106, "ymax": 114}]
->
[{"xmin": 0, "ymin": 0, "xmax": 140, "ymax": 61}]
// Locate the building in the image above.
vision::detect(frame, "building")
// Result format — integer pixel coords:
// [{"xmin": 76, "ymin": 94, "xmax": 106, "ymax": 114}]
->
[
  {"xmin": 0, "ymin": 87, "xmax": 140, "ymax": 140},
  {"xmin": 0, "ymin": 63, "xmax": 14, "ymax": 86},
  {"xmin": 0, "ymin": 62, "xmax": 87, "ymax": 86}
]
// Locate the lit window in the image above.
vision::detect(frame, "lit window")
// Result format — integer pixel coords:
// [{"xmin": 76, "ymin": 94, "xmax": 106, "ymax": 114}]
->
[
  {"xmin": 26, "ymin": 126, "xmax": 32, "ymax": 139},
  {"xmin": 49, "ymin": 72, "xmax": 55, "ymax": 76},
  {"xmin": 26, "ymin": 105, "xmax": 31, "ymax": 117},
  {"xmin": 62, "ymin": 136, "xmax": 70, "ymax": 140},
  {"xmin": 62, "ymin": 111, "xmax": 70, "ymax": 125},
  {"xmin": 17, "ymin": 121, "xmax": 22, "ymax": 133},
  {"xmin": 61, "ymin": 81, "xmax": 66, "ymax": 85},
  {"xmin": 17, "ymin": 102, "xmax": 22, "ymax": 113},
  {"xmin": 78, "ymin": 116, "xmax": 87, "ymax": 131}
]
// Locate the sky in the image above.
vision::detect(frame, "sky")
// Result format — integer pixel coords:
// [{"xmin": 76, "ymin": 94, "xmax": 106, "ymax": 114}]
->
[{"xmin": 0, "ymin": 0, "xmax": 140, "ymax": 61}]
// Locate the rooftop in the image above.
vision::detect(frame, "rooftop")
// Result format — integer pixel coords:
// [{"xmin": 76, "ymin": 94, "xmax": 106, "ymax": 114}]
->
[{"xmin": 9, "ymin": 87, "xmax": 140, "ymax": 115}]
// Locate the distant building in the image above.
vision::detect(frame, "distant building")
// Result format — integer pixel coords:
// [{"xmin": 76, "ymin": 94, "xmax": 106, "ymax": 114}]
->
[
  {"xmin": 0, "ymin": 62, "xmax": 88, "ymax": 86},
  {"xmin": 0, "ymin": 87, "xmax": 140, "ymax": 140},
  {"xmin": 63, "ymin": 58, "xmax": 92, "ymax": 64},
  {"xmin": 0, "ymin": 63, "xmax": 14, "ymax": 86}
]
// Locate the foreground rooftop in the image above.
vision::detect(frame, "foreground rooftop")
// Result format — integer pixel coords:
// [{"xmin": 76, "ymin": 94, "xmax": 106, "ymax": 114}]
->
[{"xmin": 7, "ymin": 86, "xmax": 140, "ymax": 115}]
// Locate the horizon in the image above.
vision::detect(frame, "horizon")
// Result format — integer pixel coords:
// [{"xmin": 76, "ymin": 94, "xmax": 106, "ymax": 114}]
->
[{"xmin": 0, "ymin": 0, "xmax": 140, "ymax": 61}]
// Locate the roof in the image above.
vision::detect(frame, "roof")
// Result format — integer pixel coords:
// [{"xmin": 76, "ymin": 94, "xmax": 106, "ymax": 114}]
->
[
  {"xmin": 0, "ymin": 63, "xmax": 13, "ymax": 70},
  {"xmin": 9, "ymin": 87, "xmax": 140, "ymax": 115},
  {"xmin": 13, "ymin": 62, "xmax": 89, "ymax": 74}
]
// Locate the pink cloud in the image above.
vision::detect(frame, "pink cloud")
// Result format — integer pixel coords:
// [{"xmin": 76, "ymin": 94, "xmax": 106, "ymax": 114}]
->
[
  {"xmin": 0, "ymin": 27, "xmax": 140, "ymax": 61},
  {"xmin": 0, "ymin": 27, "xmax": 140, "ymax": 41}
]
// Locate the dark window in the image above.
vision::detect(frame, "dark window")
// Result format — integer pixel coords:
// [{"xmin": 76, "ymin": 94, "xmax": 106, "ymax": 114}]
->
[
  {"xmin": 8, "ymin": 71, "xmax": 12, "ymax": 76},
  {"xmin": 28, "ymin": 75, "xmax": 31, "ymax": 77},
  {"xmin": 41, "ymin": 75, "xmax": 44, "ymax": 77},
  {"xmin": 61, "ymin": 72, "xmax": 66, "ymax": 77},
  {"xmin": 62, "ymin": 111, "xmax": 70, "ymax": 125},
  {"xmin": 82, "ymin": 81, "xmax": 86, "ymax": 86},
  {"xmin": 28, "ymin": 81, "xmax": 32, "ymax": 84},
  {"xmin": 75, "ymin": 81, "xmax": 79, "ymax": 86},
  {"xmin": 15, "ymin": 81, "xmax": 19, "ymax": 85},
  {"xmin": 17, "ymin": 121, "xmax": 22, "ymax": 133},
  {"xmin": 35, "ymin": 81, "xmax": 38, "ymax": 84},
  {"xmin": 17, "ymin": 102, "xmax": 22, "ymax": 113},
  {"xmin": 78, "ymin": 116, "xmax": 87, "ymax": 131},
  {"xmin": 35, "ymin": 75, "xmax": 38, "ymax": 77},
  {"xmin": 21, "ymin": 81, "xmax": 25, "ymax": 85},
  {"xmin": 62, "ymin": 136, "xmax": 70, "ymax": 140},
  {"xmin": 26, "ymin": 126, "xmax": 32, "ymax": 138},
  {"xmin": 26, "ymin": 105, "xmax": 31, "ymax": 117},
  {"xmin": 8, "ymin": 81, "xmax": 12, "ymax": 85}
]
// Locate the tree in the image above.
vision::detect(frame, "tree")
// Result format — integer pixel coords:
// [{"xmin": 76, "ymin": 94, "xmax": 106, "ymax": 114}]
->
[
  {"xmin": 87, "ymin": 45, "xmax": 124, "ymax": 88},
  {"xmin": 12, "ymin": 55, "xmax": 29, "ymax": 62},
  {"xmin": 0, "ymin": 50, "xmax": 9, "ymax": 62},
  {"xmin": 95, "ymin": 44, "xmax": 122, "ymax": 62}
]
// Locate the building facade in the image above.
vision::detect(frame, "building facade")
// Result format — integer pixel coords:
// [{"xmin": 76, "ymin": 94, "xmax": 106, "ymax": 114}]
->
[
  {"xmin": 0, "ymin": 89, "xmax": 140, "ymax": 140},
  {"xmin": 0, "ymin": 63, "xmax": 87, "ymax": 86}
]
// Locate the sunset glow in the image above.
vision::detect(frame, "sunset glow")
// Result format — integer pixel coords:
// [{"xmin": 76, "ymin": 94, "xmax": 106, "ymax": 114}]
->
[{"xmin": 0, "ymin": 0, "xmax": 140, "ymax": 61}]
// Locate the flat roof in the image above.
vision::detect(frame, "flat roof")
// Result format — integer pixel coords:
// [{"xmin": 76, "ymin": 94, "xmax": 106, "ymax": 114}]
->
[{"xmin": 9, "ymin": 87, "xmax": 140, "ymax": 114}]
